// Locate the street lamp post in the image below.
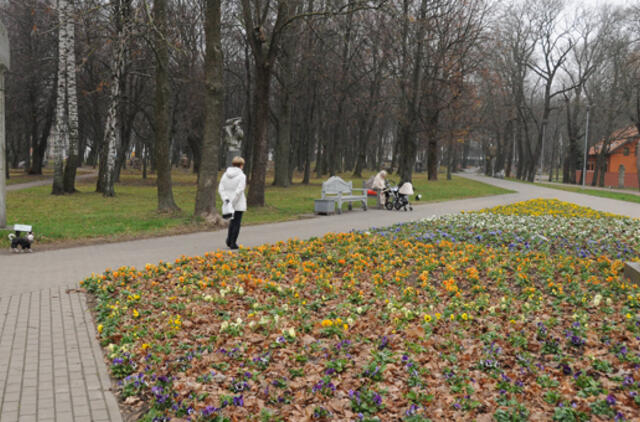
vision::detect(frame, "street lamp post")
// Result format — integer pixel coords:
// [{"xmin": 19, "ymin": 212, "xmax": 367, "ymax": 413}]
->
[{"xmin": 582, "ymin": 105, "xmax": 591, "ymax": 187}]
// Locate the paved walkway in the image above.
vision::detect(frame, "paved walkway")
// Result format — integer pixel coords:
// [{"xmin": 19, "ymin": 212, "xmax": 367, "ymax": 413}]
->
[
  {"xmin": 7, "ymin": 172, "xmax": 97, "ymax": 192},
  {"xmin": 1, "ymin": 174, "xmax": 639, "ymax": 421}
]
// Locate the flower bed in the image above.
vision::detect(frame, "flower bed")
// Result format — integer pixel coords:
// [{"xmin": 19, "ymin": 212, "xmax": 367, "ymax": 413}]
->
[
  {"xmin": 82, "ymin": 200, "xmax": 640, "ymax": 421},
  {"xmin": 370, "ymin": 209, "xmax": 640, "ymax": 260}
]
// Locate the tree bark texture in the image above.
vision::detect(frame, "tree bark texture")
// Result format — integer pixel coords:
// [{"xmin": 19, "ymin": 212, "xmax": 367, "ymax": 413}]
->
[
  {"xmin": 52, "ymin": 0, "xmax": 70, "ymax": 195},
  {"xmin": 247, "ymin": 64, "xmax": 271, "ymax": 206},
  {"xmin": 274, "ymin": 92, "xmax": 291, "ymax": 187},
  {"xmin": 101, "ymin": 0, "xmax": 128, "ymax": 197},
  {"xmin": 153, "ymin": 0, "xmax": 179, "ymax": 212},
  {"xmin": 194, "ymin": 0, "xmax": 224, "ymax": 218},
  {"xmin": 397, "ymin": 0, "xmax": 427, "ymax": 184},
  {"xmin": 29, "ymin": 91, "xmax": 55, "ymax": 175},
  {"xmin": 563, "ymin": 96, "xmax": 581, "ymax": 184},
  {"xmin": 273, "ymin": 26, "xmax": 295, "ymax": 188},
  {"xmin": 63, "ymin": 1, "xmax": 80, "ymax": 193}
]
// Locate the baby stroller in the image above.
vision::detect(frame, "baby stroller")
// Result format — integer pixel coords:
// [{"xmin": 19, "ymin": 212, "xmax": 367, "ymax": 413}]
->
[{"xmin": 383, "ymin": 181, "xmax": 414, "ymax": 211}]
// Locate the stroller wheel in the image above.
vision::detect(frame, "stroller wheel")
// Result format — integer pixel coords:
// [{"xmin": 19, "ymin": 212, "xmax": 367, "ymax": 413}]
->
[
  {"xmin": 385, "ymin": 201, "xmax": 394, "ymax": 211},
  {"xmin": 409, "ymin": 206, "xmax": 413, "ymax": 211}
]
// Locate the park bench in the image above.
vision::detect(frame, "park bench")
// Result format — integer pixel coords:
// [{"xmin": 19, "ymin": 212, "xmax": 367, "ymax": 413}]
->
[
  {"xmin": 11, "ymin": 224, "xmax": 31, "ymax": 232},
  {"xmin": 317, "ymin": 176, "xmax": 368, "ymax": 214},
  {"xmin": 2, "ymin": 223, "xmax": 31, "ymax": 233}
]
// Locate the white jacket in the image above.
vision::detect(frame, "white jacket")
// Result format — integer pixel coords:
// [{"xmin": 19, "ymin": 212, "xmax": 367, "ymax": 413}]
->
[
  {"xmin": 218, "ymin": 167, "xmax": 247, "ymax": 212},
  {"xmin": 372, "ymin": 171, "xmax": 387, "ymax": 189}
]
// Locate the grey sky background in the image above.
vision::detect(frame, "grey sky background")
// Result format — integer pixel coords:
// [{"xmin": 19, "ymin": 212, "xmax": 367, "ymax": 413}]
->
[{"xmin": 574, "ymin": 0, "xmax": 636, "ymax": 8}]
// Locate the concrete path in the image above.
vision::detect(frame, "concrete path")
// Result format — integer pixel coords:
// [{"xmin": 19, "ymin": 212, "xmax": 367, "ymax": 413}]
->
[
  {"xmin": 7, "ymin": 172, "xmax": 97, "ymax": 192},
  {"xmin": 1, "ymin": 174, "xmax": 638, "ymax": 421}
]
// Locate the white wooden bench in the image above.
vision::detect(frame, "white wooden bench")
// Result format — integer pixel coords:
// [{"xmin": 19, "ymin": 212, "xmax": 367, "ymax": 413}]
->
[{"xmin": 321, "ymin": 176, "xmax": 367, "ymax": 214}]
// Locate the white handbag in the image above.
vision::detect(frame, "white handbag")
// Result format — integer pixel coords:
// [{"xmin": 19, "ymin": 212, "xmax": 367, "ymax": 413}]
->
[{"xmin": 222, "ymin": 200, "xmax": 234, "ymax": 219}]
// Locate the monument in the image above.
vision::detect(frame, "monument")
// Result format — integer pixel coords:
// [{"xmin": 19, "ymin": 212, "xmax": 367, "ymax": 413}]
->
[
  {"xmin": 0, "ymin": 21, "xmax": 10, "ymax": 228},
  {"xmin": 223, "ymin": 117, "xmax": 243, "ymax": 167}
]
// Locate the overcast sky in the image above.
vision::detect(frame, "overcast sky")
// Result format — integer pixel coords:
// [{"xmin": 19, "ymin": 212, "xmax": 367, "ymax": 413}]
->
[{"xmin": 573, "ymin": 0, "xmax": 636, "ymax": 8}]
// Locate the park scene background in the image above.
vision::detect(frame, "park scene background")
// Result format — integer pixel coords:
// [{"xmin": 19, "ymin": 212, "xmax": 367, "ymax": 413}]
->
[{"xmin": 1, "ymin": 0, "xmax": 640, "ymax": 421}]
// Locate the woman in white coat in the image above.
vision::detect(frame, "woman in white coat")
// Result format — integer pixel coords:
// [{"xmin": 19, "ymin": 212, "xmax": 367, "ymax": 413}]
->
[
  {"xmin": 218, "ymin": 156, "xmax": 247, "ymax": 249},
  {"xmin": 372, "ymin": 170, "xmax": 388, "ymax": 208}
]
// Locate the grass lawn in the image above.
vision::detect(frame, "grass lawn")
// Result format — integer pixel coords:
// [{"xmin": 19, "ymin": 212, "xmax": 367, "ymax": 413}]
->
[
  {"xmin": 537, "ymin": 183, "xmax": 640, "ymax": 204},
  {"xmin": 4, "ymin": 169, "xmax": 512, "ymax": 247},
  {"xmin": 83, "ymin": 199, "xmax": 640, "ymax": 420},
  {"xmin": 506, "ymin": 176, "xmax": 640, "ymax": 204}
]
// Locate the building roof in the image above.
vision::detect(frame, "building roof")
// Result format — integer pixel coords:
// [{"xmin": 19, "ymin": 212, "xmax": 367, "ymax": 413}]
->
[{"xmin": 589, "ymin": 126, "xmax": 639, "ymax": 156}]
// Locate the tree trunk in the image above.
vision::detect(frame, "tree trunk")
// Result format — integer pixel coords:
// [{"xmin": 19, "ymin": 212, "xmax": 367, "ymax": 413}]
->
[
  {"xmin": 398, "ymin": 0, "xmax": 427, "ymax": 184},
  {"xmin": 548, "ymin": 135, "xmax": 555, "ymax": 182},
  {"xmin": 446, "ymin": 135, "xmax": 453, "ymax": 180},
  {"xmin": 302, "ymin": 84, "xmax": 316, "ymax": 185},
  {"xmin": 194, "ymin": 0, "xmax": 223, "ymax": 219},
  {"xmin": 315, "ymin": 134, "xmax": 327, "ymax": 177},
  {"xmin": 30, "ymin": 93, "xmax": 55, "ymax": 175},
  {"xmin": 247, "ymin": 62, "xmax": 271, "ymax": 206},
  {"xmin": 52, "ymin": 0, "xmax": 69, "ymax": 195},
  {"xmin": 398, "ymin": 121, "xmax": 419, "ymax": 184},
  {"xmin": 101, "ymin": 0, "xmax": 128, "ymax": 197},
  {"xmin": 114, "ymin": 97, "xmax": 135, "ymax": 183},
  {"xmin": 353, "ymin": 119, "xmax": 368, "ymax": 178},
  {"xmin": 142, "ymin": 144, "xmax": 148, "ymax": 179},
  {"xmin": 462, "ymin": 138, "xmax": 470, "ymax": 170},
  {"xmin": 273, "ymin": 93, "xmax": 291, "ymax": 186},
  {"xmin": 187, "ymin": 135, "xmax": 202, "ymax": 176},
  {"xmin": 426, "ymin": 125, "xmax": 439, "ymax": 181},
  {"xmin": 273, "ymin": 21, "xmax": 296, "ymax": 187},
  {"xmin": 241, "ymin": 43, "xmax": 253, "ymax": 177},
  {"xmin": 328, "ymin": 98, "xmax": 346, "ymax": 177},
  {"xmin": 96, "ymin": 127, "xmax": 108, "ymax": 191},
  {"xmin": 154, "ymin": 0, "xmax": 179, "ymax": 212},
  {"xmin": 353, "ymin": 64, "xmax": 382, "ymax": 178},
  {"xmin": 63, "ymin": 1, "xmax": 79, "ymax": 194}
]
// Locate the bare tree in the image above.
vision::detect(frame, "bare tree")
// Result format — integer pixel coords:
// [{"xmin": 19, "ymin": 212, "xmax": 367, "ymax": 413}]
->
[
  {"xmin": 239, "ymin": 0, "xmax": 290, "ymax": 206},
  {"xmin": 153, "ymin": 0, "xmax": 180, "ymax": 211},
  {"xmin": 100, "ymin": 0, "xmax": 131, "ymax": 197},
  {"xmin": 194, "ymin": 0, "xmax": 224, "ymax": 220},
  {"xmin": 395, "ymin": 0, "xmax": 427, "ymax": 184},
  {"xmin": 63, "ymin": 0, "xmax": 80, "ymax": 193},
  {"xmin": 492, "ymin": 3, "xmax": 536, "ymax": 180},
  {"xmin": 560, "ymin": 6, "xmax": 612, "ymax": 185},
  {"xmin": 3, "ymin": 1, "xmax": 57, "ymax": 175},
  {"xmin": 52, "ymin": 0, "xmax": 71, "ymax": 195},
  {"xmin": 520, "ymin": 0, "xmax": 575, "ymax": 181},
  {"xmin": 51, "ymin": 0, "xmax": 80, "ymax": 195}
]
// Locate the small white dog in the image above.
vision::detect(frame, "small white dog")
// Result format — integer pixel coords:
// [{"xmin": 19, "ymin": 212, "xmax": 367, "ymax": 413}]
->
[{"xmin": 9, "ymin": 231, "xmax": 34, "ymax": 253}]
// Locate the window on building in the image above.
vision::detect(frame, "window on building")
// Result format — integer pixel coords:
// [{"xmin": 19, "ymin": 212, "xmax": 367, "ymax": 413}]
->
[{"xmin": 624, "ymin": 147, "xmax": 630, "ymax": 156}]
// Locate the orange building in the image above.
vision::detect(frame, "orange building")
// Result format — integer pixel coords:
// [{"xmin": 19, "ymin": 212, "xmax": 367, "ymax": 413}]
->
[{"xmin": 578, "ymin": 126, "xmax": 640, "ymax": 188}]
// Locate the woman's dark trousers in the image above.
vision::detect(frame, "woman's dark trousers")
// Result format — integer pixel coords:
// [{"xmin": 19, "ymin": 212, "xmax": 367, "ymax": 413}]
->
[{"xmin": 227, "ymin": 211, "xmax": 244, "ymax": 247}]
